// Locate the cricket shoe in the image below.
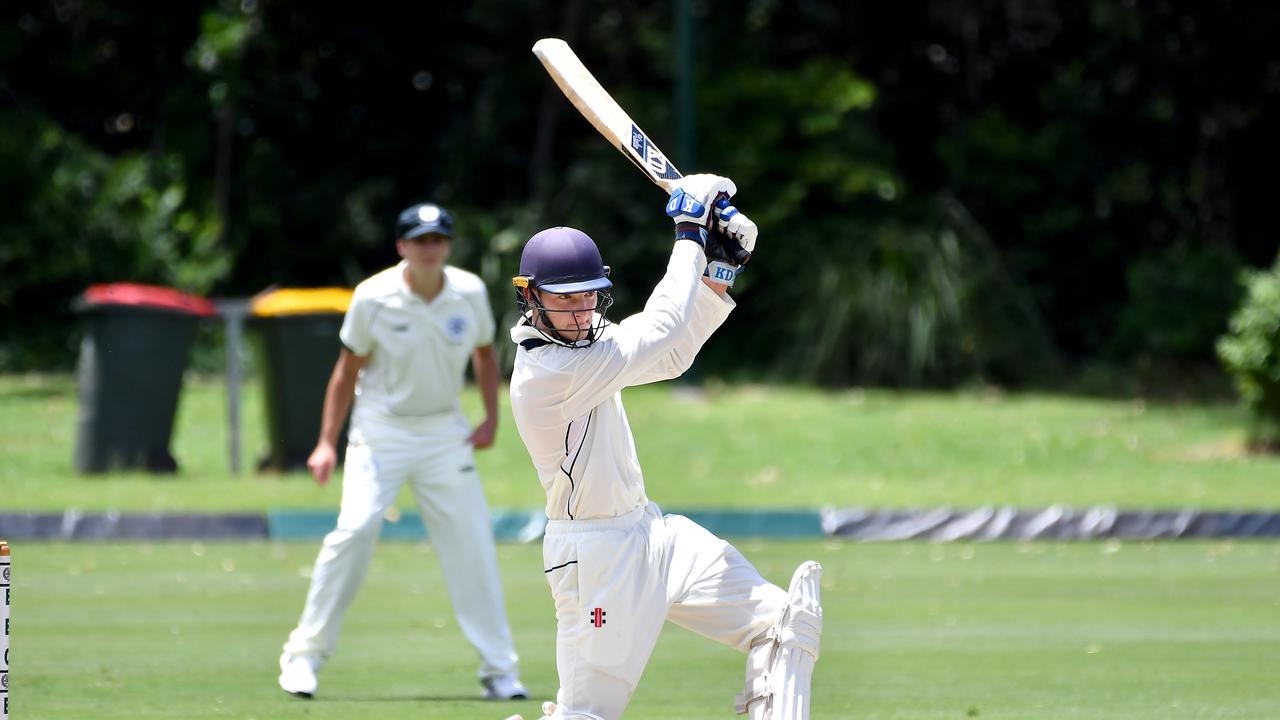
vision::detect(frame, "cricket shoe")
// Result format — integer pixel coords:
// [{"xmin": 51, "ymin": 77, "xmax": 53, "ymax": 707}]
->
[
  {"xmin": 481, "ymin": 673, "xmax": 529, "ymax": 700},
  {"xmin": 278, "ymin": 653, "xmax": 322, "ymax": 698}
]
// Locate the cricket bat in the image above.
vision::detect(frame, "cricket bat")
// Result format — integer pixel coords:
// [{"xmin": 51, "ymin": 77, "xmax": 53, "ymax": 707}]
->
[{"xmin": 532, "ymin": 38, "xmax": 751, "ymax": 264}]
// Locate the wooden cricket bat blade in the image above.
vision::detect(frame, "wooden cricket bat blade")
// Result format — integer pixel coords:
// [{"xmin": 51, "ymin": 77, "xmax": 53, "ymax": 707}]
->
[{"xmin": 532, "ymin": 38, "xmax": 683, "ymax": 193}]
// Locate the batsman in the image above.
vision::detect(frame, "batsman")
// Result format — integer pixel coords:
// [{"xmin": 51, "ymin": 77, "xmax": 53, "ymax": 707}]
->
[{"xmin": 508, "ymin": 174, "xmax": 823, "ymax": 720}]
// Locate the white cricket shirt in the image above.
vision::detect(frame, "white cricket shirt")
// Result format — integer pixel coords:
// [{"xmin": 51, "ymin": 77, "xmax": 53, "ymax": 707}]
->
[
  {"xmin": 509, "ymin": 241, "xmax": 734, "ymax": 521},
  {"xmin": 342, "ymin": 262, "xmax": 495, "ymax": 423}
]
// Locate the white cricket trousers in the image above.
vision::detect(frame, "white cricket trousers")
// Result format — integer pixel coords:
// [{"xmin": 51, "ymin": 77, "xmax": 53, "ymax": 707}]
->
[
  {"xmin": 543, "ymin": 502, "xmax": 787, "ymax": 720},
  {"xmin": 283, "ymin": 411, "xmax": 519, "ymax": 679}
]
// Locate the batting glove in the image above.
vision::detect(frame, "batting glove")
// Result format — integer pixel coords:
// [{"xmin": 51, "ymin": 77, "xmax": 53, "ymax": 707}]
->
[
  {"xmin": 667, "ymin": 174, "xmax": 737, "ymax": 245},
  {"xmin": 714, "ymin": 197, "xmax": 757, "ymax": 254},
  {"xmin": 703, "ymin": 225, "xmax": 752, "ymax": 287}
]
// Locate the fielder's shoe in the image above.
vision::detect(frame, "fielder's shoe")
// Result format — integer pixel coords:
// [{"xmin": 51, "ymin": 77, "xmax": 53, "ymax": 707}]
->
[
  {"xmin": 481, "ymin": 673, "xmax": 529, "ymax": 700},
  {"xmin": 278, "ymin": 653, "xmax": 321, "ymax": 699}
]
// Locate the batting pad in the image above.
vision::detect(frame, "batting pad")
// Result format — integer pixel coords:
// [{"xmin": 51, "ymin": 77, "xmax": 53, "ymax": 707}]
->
[{"xmin": 737, "ymin": 561, "xmax": 823, "ymax": 720}]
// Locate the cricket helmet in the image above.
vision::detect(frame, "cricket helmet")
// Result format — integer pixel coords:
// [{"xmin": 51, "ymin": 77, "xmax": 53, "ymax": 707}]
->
[
  {"xmin": 515, "ymin": 227, "xmax": 612, "ymax": 293},
  {"xmin": 395, "ymin": 203, "xmax": 454, "ymax": 241},
  {"xmin": 513, "ymin": 227, "xmax": 614, "ymax": 347}
]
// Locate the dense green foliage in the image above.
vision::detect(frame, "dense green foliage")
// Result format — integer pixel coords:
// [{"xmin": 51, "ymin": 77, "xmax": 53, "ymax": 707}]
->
[
  {"xmin": 1217, "ymin": 257, "xmax": 1280, "ymax": 447},
  {"xmin": 3, "ymin": 2, "xmax": 1277, "ymax": 386}
]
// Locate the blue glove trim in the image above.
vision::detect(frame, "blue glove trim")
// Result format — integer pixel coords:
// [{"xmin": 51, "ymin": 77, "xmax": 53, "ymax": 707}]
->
[
  {"xmin": 666, "ymin": 189, "xmax": 707, "ymax": 221},
  {"xmin": 714, "ymin": 196, "xmax": 735, "ymax": 215}
]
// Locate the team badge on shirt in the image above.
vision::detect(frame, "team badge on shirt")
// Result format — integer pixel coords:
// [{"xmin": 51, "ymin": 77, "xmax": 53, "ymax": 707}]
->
[{"xmin": 444, "ymin": 315, "xmax": 468, "ymax": 344}]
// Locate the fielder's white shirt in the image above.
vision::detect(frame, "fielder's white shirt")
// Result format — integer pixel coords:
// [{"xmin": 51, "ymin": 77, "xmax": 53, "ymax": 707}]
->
[
  {"xmin": 509, "ymin": 241, "xmax": 734, "ymax": 521},
  {"xmin": 342, "ymin": 262, "xmax": 495, "ymax": 424}
]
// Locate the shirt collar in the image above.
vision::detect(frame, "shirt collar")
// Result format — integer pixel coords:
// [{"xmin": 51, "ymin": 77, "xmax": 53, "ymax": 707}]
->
[{"xmin": 510, "ymin": 316, "xmax": 545, "ymax": 345}]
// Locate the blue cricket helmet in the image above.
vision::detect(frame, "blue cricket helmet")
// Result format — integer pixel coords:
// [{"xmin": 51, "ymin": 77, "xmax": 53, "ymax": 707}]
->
[
  {"xmin": 515, "ymin": 227, "xmax": 612, "ymax": 293},
  {"xmin": 513, "ymin": 227, "xmax": 614, "ymax": 347}
]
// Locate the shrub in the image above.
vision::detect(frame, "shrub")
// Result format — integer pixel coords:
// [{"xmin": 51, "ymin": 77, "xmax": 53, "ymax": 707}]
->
[{"xmin": 1216, "ymin": 256, "xmax": 1280, "ymax": 450}]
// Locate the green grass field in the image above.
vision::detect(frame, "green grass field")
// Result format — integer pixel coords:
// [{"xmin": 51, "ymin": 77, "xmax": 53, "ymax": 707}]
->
[
  {"xmin": 16, "ymin": 540, "xmax": 1279, "ymax": 720},
  {"xmin": 2, "ymin": 374, "xmax": 1279, "ymax": 511},
  {"xmin": 4, "ymin": 373, "xmax": 1280, "ymax": 719}
]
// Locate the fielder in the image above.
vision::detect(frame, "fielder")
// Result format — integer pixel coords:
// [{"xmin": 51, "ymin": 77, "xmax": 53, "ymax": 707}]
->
[
  {"xmin": 507, "ymin": 175, "xmax": 823, "ymax": 719},
  {"xmin": 277, "ymin": 202, "xmax": 526, "ymax": 702}
]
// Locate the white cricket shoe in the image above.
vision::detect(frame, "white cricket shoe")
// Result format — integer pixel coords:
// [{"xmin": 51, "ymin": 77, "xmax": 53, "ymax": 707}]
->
[
  {"xmin": 481, "ymin": 673, "xmax": 529, "ymax": 700},
  {"xmin": 278, "ymin": 653, "xmax": 321, "ymax": 698}
]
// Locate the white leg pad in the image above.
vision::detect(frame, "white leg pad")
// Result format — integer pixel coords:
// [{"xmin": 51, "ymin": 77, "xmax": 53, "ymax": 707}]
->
[{"xmin": 736, "ymin": 561, "xmax": 823, "ymax": 720}]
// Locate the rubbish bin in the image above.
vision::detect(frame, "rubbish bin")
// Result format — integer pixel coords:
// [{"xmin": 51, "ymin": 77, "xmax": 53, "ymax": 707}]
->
[
  {"xmin": 248, "ymin": 287, "xmax": 353, "ymax": 472},
  {"xmin": 73, "ymin": 283, "xmax": 216, "ymax": 473}
]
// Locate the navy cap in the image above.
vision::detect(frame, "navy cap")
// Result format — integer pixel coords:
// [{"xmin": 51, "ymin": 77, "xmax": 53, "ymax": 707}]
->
[
  {"xmin": 518, "ymin": 227, "xmax": 612, "ymax": 294},
  {"xmin": 396, "ymin": 203, "xmax": 454, "ymax": 240}
]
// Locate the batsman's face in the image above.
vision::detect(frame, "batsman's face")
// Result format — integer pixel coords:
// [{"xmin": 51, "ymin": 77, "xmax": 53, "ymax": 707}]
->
[
  {"xmin": 397, "ymin": 233, "xmax": 452, "ymax": 271},
  {"xmin": 537, "ymin": 290, "xmax": 599, "ymax": 341}
]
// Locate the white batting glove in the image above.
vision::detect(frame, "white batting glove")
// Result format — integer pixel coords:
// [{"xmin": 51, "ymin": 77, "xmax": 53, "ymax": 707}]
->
[
  {"xmin": 666, "ymin": 174, "xmax": 737, "ymax": 229},
  {"xmin": 714, "ymin": 198, "xmax": 757, "ymax": 253}
]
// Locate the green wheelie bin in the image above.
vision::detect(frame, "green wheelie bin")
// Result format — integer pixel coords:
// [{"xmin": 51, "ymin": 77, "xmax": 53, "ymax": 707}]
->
[
  {"xmin": 247, "ymin": 287, "xmax": 353, "ymax": 472},
  {"xmin": 73, "ymin": 283, "xmax": 215, "ymax": 473}
]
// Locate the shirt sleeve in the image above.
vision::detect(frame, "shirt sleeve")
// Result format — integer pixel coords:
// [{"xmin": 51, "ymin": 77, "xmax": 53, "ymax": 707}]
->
[
  {"xmin": 628, "ymin": 280, "xmax": 735, "ymax": 385},
  {"xmin": 551, "ymin": 241, "xmax": 734, "ymax": 420},
  {"xmin": 466, "ymin": 282, "xmax": 497, "ymax": 348},
  {"xmin": 339, "ymin": 288, "xmax": 375, "ymax": 356}
]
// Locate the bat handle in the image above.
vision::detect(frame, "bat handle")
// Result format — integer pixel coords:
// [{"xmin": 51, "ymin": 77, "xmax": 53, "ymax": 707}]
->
[{"xmin": 714, "ymin": 197, "xmax": 752, "ymax": 266}]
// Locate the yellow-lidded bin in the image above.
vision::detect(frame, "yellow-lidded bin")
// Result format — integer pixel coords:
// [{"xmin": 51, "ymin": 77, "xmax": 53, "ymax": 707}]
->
[
  {"xmin": 248, "ymin": 288, "xmax": 354, "ymax": 471},
  {"xmin": 249, "ymin": 287, "xmax": 354, "ymax": 317}
]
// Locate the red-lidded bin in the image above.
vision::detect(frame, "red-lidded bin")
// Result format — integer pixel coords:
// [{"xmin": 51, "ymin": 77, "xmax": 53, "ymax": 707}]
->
[{"xmin": 73, "ymin": 283, "xmax": 216, "ymax": 473}]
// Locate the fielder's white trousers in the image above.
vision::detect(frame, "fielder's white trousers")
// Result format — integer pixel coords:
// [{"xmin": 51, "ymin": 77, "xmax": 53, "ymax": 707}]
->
[
  {"xmin": 283, "ymin": 411, "xmax": 519, "ymax": 679},
  {"xmin": 543, "ymin": 502, "xmax": 787, "ymax": 720}
]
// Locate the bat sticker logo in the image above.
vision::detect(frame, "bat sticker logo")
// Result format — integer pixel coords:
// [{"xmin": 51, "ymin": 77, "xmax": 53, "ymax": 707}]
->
[
  {"xmin": 630, "ymin": 125, "xmax": 681, "ymax": 180},
  {"xmin": 629, "ymin": 125, "xmax": 647, "ymax": 157}
]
